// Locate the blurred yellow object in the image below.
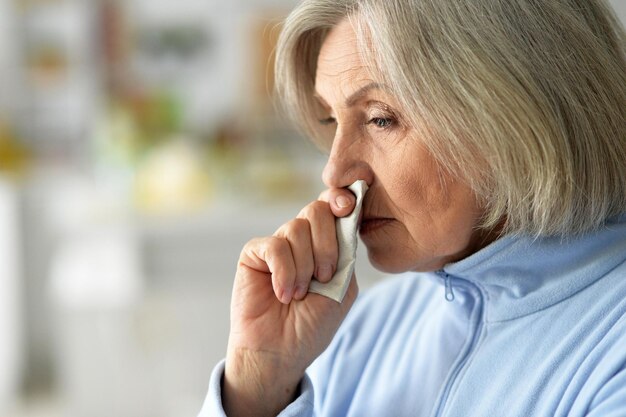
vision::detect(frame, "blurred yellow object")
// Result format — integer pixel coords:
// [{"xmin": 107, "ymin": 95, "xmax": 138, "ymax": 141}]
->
[
  {"xmin": 0, "ymin": 121, "xmax": 30, "ymax": 177},
  {"xmin": 244, "ymin": 149, "xmax": 313, "ymax": 202},
  {"xmin": 134, "ymin": 138, "xmax": 212, "ymax": 215},
  {"xmin": 26, "ymin": 44, "xmax": 68, "ymax": 87}
]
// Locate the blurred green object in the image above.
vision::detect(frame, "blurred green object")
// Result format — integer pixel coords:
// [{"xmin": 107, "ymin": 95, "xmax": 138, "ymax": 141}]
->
[
  {"xmin": 137, "ymin": 25, "xmax": 209, "ymax": 61},
  {"xmin": 94, "ymin": 89, "xmax": 184, "ymax": 169},
  {"xmin": 127, "ymin": 89, "xmax": 183, "ymax": 143}
]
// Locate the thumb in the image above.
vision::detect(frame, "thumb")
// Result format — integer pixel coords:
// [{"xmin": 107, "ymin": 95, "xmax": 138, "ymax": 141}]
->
[{"xmin": 319, "ymin": 188, "xmax": 356, "ymax": 218}]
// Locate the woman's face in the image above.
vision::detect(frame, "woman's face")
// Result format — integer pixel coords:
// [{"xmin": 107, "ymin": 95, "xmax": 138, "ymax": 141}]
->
[{"xmin": 316, "ymin": 19, "xmax": 496, "ymax": 273}]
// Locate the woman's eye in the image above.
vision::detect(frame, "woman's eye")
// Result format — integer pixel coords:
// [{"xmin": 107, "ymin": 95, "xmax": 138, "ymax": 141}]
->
[
  {"xmin": 368, "ymin": 117, "xmax": 394, "ymax": 129},
  {"xmin": 318, "ymin": 117, "xmax": 336, "ymax": 126}
]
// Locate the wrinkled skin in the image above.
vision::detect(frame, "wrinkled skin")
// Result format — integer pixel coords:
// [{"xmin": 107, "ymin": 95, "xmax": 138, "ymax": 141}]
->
[{"xmin": 222, "ymin": 19, "xmax": 497, "ymax": 417}]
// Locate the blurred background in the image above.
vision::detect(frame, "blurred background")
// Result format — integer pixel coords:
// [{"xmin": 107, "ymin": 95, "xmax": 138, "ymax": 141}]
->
[
  {"xmin": 0, "ymin": 1, "xmax": 624, "ymax": 416},
  {"xmin": 0, "ymin": 0, "xmax": 388, "ymax": 416}
]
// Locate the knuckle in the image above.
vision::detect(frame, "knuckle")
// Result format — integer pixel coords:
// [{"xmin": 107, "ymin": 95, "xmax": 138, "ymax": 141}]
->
[
  {"xmin": 289, "ymin": 218, "xmax": 310, "ymax": 234},
  {"xmin": 275, "ymin": 219, "xmax": 311, "ymax": 243},
  {"xmin": 275, "ymin": 218, "xmax": 309, "ymax": 236},
  {"xmin": 240, "ymin": 237, "xmax": 263, "ymax": 257},
  {"xmin": 266, "ymin": 236, "xmax": 290, "ymax": 257},
  {"xmin": 299, "ymin": 200, "xmax": 330, "ymax": 219},
  {"xmin": 273, "ymin": 224, "xmax": 287, "ymax": 237}
]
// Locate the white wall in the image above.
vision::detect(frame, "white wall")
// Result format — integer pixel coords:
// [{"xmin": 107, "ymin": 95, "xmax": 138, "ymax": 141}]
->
[
  {"xmin": 0, "ymin": 179, "xmax": 22, "ymax": 413},
  {"xmin": 0, "ymin": 0, "xmax": 18, "ymax": 115},
  {"xmin": 609, "ymin": 0, "xmax": 626, "ymax": 24}
]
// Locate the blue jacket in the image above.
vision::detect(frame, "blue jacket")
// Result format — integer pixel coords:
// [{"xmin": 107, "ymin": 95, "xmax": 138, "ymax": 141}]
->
[{"xmin": 200, "ymin": 215, "xmax": 626, "ymax": 416}]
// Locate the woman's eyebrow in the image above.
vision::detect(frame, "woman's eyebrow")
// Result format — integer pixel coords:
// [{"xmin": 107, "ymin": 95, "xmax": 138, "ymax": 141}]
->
[
  {"xmin": 314, "ymin": 82, "xmax": 388, "ymax": 108},
  {"xmin": 344, "ymin": 82, "xmax": 386, "ymax": 106}
]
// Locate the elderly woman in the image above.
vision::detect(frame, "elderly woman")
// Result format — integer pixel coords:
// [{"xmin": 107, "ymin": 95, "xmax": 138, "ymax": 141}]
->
[{"xmin": 200, "ymin": 0, "xmax": 626, "ymax": 416}]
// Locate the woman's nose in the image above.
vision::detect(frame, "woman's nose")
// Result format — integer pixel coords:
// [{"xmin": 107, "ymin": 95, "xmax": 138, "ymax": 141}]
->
[{"xmin": 321, "ymin": 129, "xmax": 373, "ymax": 189}]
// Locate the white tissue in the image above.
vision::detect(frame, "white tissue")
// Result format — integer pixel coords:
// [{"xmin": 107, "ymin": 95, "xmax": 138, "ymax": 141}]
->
[{"xmin": 308, "ymin": 180, "xmax": 368, "ymax": 303}]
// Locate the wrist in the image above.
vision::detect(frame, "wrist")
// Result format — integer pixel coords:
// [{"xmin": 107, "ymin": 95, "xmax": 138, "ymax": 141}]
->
[{"xmin": 222, "ymin": 348, "xmax": 303, "ymax": 417}]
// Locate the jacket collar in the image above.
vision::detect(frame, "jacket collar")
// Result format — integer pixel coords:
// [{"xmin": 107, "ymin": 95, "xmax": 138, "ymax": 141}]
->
[{"xmin": 443, "ymin": 214, "xmax": 626, "ymax": 321}]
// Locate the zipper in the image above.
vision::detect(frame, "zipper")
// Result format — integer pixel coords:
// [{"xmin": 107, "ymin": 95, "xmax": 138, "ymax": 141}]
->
[
  {"xmin": 433, "ymin": 270, "xmax": 485, "ymax": 417},
  {"xmin": 443, "ymin": 271, "xmax": 455, "ymax": 302}
]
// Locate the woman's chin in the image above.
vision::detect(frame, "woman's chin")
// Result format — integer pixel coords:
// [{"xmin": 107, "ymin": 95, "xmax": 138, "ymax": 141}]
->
[{"xmin": 365, "ymin": 250, "xmax": 414, "ymax": 274}]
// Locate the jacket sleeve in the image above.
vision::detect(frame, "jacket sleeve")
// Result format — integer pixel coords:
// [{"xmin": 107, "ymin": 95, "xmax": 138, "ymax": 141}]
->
[
  {"xmin": 585, "ymin": 362, "xmax": 626, "ymax": 416},
  {"xmin": 197, "ymin": 360, "xmax": 315, "ymax": 417}
]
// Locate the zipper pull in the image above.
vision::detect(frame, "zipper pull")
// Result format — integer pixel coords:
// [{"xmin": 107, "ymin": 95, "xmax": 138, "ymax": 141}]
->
[{"xmin": 444, "ymin": 273, "xmax": 455, "ymax": 302}]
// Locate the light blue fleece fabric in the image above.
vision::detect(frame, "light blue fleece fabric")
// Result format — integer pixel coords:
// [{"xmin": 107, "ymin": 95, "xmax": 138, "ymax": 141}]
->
[{"xmin": 199, "ymin": 215, "xmax": 626, "ymax": 416}]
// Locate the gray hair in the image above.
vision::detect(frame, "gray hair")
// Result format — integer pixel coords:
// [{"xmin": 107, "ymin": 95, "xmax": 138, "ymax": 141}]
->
[{"xmin": 275, "ymin": 0, "xmax": 626, "ymax": 237}]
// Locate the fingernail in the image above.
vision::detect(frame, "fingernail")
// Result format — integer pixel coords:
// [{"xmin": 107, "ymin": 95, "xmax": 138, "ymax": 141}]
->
[
  {"xmin": 280, "ymin": 287, "xmax": 293, "ymax": 304},
  {"xmin": 336, "ymin": 195, "xmax": 352, "ymax": 209},
  {"xmin": 317, "ymin": 265, "xmax": 333, "ymax": 282}
]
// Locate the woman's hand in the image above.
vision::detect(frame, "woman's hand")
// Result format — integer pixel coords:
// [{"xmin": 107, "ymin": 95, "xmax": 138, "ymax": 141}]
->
[{"xmin": 222, "ymin": 188, "xmax": 359, "ymax": 417}]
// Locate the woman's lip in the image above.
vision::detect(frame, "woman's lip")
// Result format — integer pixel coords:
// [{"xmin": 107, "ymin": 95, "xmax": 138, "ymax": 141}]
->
[{"xmin": 359, "ymin": 217, "xmax": 395, "ymax": 235}]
